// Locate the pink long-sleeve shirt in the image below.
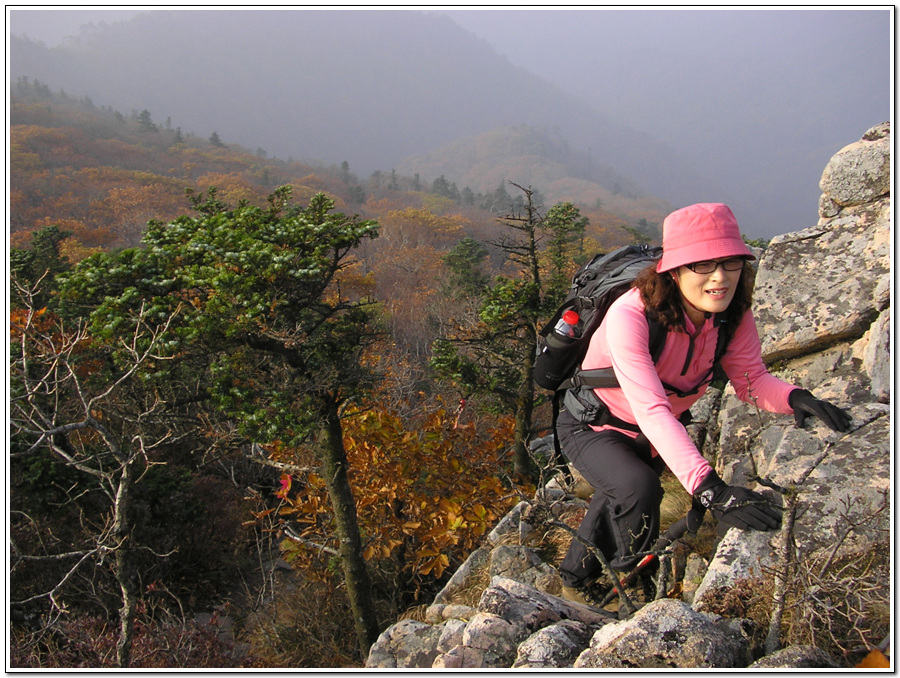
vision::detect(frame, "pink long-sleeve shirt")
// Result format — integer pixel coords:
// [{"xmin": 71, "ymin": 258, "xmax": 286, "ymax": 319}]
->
[{"xmin": 583, "ymin": 287, "xmax": 796, "ymax": 495}]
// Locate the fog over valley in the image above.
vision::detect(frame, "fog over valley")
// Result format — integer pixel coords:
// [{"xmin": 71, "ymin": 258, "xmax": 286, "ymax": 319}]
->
[{"xmin": 8, "ymin": 7, "xmax": 891, "ymax": 238}]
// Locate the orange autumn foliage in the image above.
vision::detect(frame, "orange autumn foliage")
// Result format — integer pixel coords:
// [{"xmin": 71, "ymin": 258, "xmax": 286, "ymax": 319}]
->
[
  {"xmin": 856, "ymin": 648, "xmax": 890, "ymax": 668},
  {"xmin": 274, "ymin": 403, "xmax": 524, "ymax": 586}
]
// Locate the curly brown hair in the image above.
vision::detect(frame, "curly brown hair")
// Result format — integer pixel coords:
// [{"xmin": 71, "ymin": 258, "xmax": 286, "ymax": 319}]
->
[{"xmin": 633, "ymin": 260, "xmax": 755, "ymax": 334}]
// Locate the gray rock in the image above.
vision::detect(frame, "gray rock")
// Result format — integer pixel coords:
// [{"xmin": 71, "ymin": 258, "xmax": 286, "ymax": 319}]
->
[
  {"xmin": 488, "ymin": 544, "xmax": 562, "ymax": 595},
  {"xmin": 487, "ymin": 501, "xmax": 527, "ymax": 545},
  {"xmin": 438, "ymin": 604, "xmax": 477, "ymax": 621},
  {"xmin": 716, "ymin": 397, "xmax": 889, "ymax": 559},
  {"xmin": 459, "ymin": 611, "xmax": 523, "ymax": 667},
  {"xmin": 430, "ymin": 544, "xmax": 490, "ymax": 608},
  {"xmin": 819, "ymin": 122, "xmax": 891, "ymax": 207},
  {"xmin": 750, "ymin": 645, "xmax": 841, "ymax": 668},
  {"xmin": 574, "ymin": 599, "xmax": 751, "ymax": 668},
  {"xmin": 681, "ymin": 553, "xmax": 709, "ymax": 605},
  {"xmin": 366, "ymin": 618, "xmax": 443, "ymax": 668},
  {"xmin": 786, "ymin": 411, "xmax": 891, "ymax": 557},
  {"xmin": 436, "ymin": 618, "xmax": 467, "ymax": 652},
  {"xmin": 686, "ymin": 386, "xmax": 723, "ymax": 451},
  {"xmin": 873, "ymin": 272, "xmax": 891, "ymax": 310},
  {"xmin": 431, "ymin": 644, "xmax": 484, "ymax": 669},
  {"xmin": 478, "ymin": 576, "xmax": 614, "ymax": 630},
  {"xmin": 692, "ymin": 529, "xmax": 777, "ymax": 608},
  {"xmin": 754, "ymin": 201, "xmax": 891, "ymax": 364},
  {"xmin": 512, "ymin": 619, "xmax": 594, "ymax": 668},
  {"xmin": 861, "ymin": 308, "xmax": 891, "ymax": 402}
]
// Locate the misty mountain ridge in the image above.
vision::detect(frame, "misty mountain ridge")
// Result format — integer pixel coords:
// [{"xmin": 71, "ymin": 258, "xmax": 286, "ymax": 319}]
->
[
  {"xmin": 398, "ymin": 125, "xmax": 672, "ymax": 217},
  {"xmin": 10, "ymin": 10, "xmax": 740, "ymax": 231}
]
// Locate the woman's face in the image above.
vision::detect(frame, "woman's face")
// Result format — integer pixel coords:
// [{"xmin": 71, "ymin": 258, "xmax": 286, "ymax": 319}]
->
[{"xmin": 672, "ymin": 257, "xmax": 744, "ymax": 324}]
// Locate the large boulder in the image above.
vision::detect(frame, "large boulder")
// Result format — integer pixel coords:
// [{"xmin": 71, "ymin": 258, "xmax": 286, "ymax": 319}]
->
[
  {"xmin": 573, "ymin": 599, "xmax": 751, "ymax": 668},
  {"xmin": 511, "ymin": 619, "xmax": 595, "ymax": 668},
  {"xmin": 366, "ymin": 618, "xmax": 444, "ymax": 669},
  {"xmin": 752, "ymin": 203, "xmax": 890, "ymax": 364},
  {"xmin": 818, "ymin": 121, "xmax": 890, "ymax": 210}
]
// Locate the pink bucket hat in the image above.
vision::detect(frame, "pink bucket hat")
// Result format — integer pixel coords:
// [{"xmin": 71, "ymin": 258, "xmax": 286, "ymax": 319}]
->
[{"xmin": 656, "ymin": 203, "xmax": 755, "ymax": 272}]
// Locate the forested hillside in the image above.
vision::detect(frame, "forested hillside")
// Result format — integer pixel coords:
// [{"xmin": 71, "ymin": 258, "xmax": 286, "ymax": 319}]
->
[
  {"xmin": 398, "ymin": 125, "xmax": 673, "ymax": 221},
  {"xmin": 9, "ymin": 78, "xmax": 667, "ymax": 356},
  {"xmin": 9, "ymin": 79, "xmax": 669, "ymax": 668},
  {"xmin": 9, "ymin": 10, "xmax": 713, "ymax": 217}
]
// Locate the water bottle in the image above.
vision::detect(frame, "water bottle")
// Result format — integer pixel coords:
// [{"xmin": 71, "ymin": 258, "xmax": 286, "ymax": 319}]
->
[{"xmin": 553, "ymin": 310, "xmax": 579, "ymax": 338}]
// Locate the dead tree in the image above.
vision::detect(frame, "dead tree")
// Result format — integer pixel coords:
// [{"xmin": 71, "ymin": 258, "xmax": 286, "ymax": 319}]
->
[{"xmin": 10, "ymin": 276, "xmax": 180, "ymax": 668}]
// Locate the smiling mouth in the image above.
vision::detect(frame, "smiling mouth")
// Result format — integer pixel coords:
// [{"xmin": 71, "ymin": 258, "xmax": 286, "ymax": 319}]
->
[{"xmin": 706, "ymin": 289, "xmax": 728, "ymax": 297}]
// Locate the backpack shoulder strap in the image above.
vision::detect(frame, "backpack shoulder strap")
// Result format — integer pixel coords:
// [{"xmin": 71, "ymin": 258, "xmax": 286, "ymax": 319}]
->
[
  {"xmin": 564, "ymin": 312, "xmax": 667, "ymax": 391},
  {"xmin": 647, "ymin": 315, "xmax": 666, "ymax": 363},
  {"xmin": 713, "ymin": 314, "xmax": 734, "ymax": 363}
]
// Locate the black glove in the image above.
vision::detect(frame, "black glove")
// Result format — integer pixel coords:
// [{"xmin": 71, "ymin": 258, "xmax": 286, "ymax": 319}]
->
[
  {"xmin": 691, "ymin": 471, "xmax": 782, "ymax": 531},
  {"xmin": 686, "ymin": 501, "xmax": 707, "ymax": 533},
  {"xmin": 789, "ymin": 389, "xmax": 852, "ymax": 432}
]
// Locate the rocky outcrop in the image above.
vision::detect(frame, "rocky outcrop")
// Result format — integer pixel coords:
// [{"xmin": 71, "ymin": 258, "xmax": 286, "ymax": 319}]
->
[
  {"xmin": 366, "ymin": 123, "xmax": 891, "ymax": 669},
  {"xmin": 753, "ymin": 121, "xmax": 891, "ymax": 365},
  {"xmin": 721, "ymin": 121, "xmax": 891, "ymax": 561},
  {"xmin": 573, "ymin": 598, "xmax": 753, "ymax": 669}
]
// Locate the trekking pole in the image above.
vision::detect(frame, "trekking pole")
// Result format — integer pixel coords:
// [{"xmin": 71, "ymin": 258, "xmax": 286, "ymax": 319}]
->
[{"xmin": 598, "ymin": 516, "xmax": 689, "ymax": 608}]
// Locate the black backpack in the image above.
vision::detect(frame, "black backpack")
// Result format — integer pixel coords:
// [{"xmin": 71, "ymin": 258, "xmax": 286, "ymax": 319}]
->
[
  {"xmin": 535, "ymin": 245, "xmax": 734, "ymax": 471},
  {"xmin": 536, "ymin": 245, "xmax": 663, "ymax": 394}
]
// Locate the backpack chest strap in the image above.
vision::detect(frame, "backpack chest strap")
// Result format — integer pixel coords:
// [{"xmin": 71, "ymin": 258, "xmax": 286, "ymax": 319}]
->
[{"xmin": 571, "ymin": 367, "xmax": 710, "ymax": 399}]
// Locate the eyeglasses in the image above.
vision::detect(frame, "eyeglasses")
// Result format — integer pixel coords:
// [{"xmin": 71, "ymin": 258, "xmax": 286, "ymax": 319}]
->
[{"xmin": 683, "ymin": 257, "xmax": 746, "ymax": 274}]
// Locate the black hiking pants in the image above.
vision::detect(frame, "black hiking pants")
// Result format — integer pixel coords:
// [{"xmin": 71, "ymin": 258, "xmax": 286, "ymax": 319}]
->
[{"xmin": 556, "ymin": 408, "xmax": 666, "ymax": 588}]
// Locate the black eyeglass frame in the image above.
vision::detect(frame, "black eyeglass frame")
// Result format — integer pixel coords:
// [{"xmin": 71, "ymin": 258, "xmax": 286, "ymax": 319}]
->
[{"xmin": 683, "ymin": 257, "xmax": 747, "ymax": 274}]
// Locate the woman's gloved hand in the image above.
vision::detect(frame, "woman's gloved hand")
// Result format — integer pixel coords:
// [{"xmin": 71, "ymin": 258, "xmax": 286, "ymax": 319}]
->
[
  {"xmin": 789, "ymin": 389, "xmax": 852, "ymax": 432},
  {"xmin": 688, "ymin": 471, "xmax": 781, "ymax": 532},
  {"xmin": 685, "ymin": 501, "xmax": 707, "ymax": 533}
]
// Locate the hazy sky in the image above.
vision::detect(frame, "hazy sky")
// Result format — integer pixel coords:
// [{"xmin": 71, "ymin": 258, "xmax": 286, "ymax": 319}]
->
[
  {"xmin": 7, "ymin": 6, "xmax": 893, "ymax": 237},
  {"xmin": 443, "ymin": 7, "xmax": 892, "ymax": 235},
  {"xmin": 8, "ymin": 7, "xmax": 140, "ymax": 45},
  {"xmin": 10, "ymin": 7, "xmax": 890, "ymax": 63}
]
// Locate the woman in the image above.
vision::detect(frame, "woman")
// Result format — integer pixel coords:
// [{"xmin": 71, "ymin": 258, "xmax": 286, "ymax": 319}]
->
[{"xmin": 557, "ymin": 202, "xmax": 851, "ymax": 606}]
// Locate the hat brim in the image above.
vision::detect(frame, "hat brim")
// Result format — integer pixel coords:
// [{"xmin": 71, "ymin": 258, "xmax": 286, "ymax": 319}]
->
[{"xmin": 656, "ymin": 238, "xmax": 755, "ymax": 273}]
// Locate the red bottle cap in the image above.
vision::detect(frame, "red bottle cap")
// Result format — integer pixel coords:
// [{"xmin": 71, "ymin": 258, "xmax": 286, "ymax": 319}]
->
[{"xmin": 562, "ymin": 310, "xmax": 579, "ymax": 325}]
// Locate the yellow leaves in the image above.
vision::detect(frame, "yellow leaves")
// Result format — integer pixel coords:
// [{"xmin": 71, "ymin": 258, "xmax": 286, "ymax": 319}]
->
[
  {"xmin": 363, "ymin": 535, "xmax": 405, "ymax": 561},
  {"xmin": 10, "ymin": 307, "xmax": 54, "ymax": 339},
  {"xmin": 195, "ymin": 171, "xmax": 261, "ymax": 206},
  {"xmin": 463, "ymin": 504, "xmax": 492, "ymax": 537},
  {"xmin": 363, "ymin": 543, "xmax": 387, "ymax": 561},
  {"xmin": 438, "ymin": 497, "xmax": 461, "ymax": 518},
  {"xmin": 269, "ymin": 400, "xmax": 519, "ymax": 586},
  {"xmin": 468, "ymin": 504, "xmax": 488, "ymax": 521},
  {"xmin": 280, "ymin": 538, "xmax": 305, "ymax": 565},
  {"xmin": 417, "ymin": 551, "xmax": 450, "ymax": 578}
]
